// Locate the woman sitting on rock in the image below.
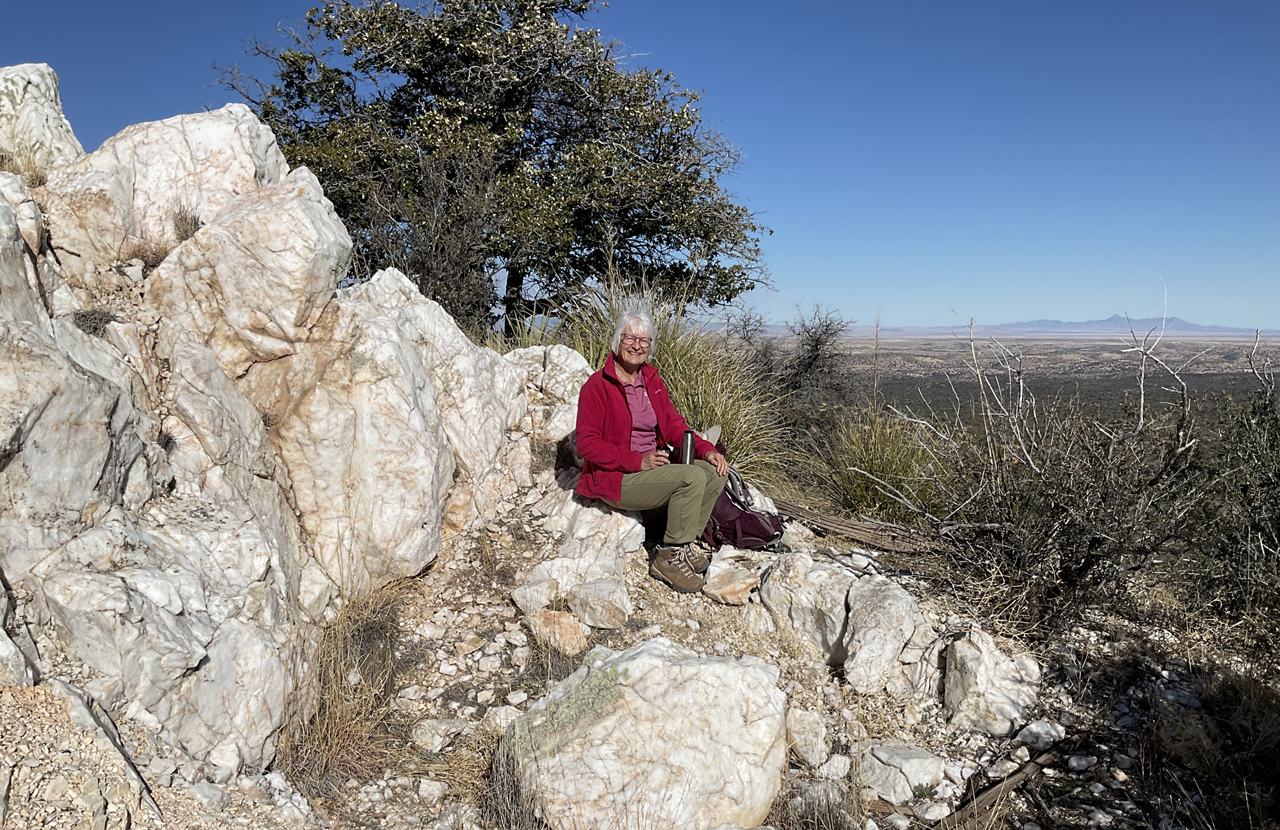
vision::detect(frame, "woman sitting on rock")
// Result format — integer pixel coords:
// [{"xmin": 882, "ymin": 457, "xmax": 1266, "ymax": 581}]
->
[{"xmin": 574, "ymin": 310, "xmax": 729, "ymax": 593}]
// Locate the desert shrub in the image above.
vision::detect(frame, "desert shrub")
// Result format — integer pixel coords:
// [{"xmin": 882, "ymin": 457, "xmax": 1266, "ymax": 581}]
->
[
  {"xmin": 72, "ymin": 307, "xmax": 118, "ymax": 338},
  {"xmin": 1197, "ymin": 389, "xmax": 1280, "ymax": 613},
  {"xmin": 819, "ymin": 338, "xmax": 1208, "ymax": 628},
  {"xmin": 0, "ymin": 144, "xmax": 46, "ymax": 186},
  {"xmin": 276, "ymin": 581, "xmax": 415, "ymax": 798},
  {"xmin": 557, "ymin": 283, "xmax": 788, "ymax": 485}
]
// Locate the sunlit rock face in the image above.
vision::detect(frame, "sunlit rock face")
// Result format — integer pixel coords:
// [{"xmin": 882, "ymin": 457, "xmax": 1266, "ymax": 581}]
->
[{"xmin": 0, "ymin": 63, "xmax": 84, "ymax": 169}]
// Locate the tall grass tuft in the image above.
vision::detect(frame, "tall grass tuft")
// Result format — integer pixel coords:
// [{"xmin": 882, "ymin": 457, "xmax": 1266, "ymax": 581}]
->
[
  {"xmin": 817, "ymin": 405, "xmax": 938, "ymax": 526},
  {"xmin": 277, "ymin": 581, "xmax": 414, "ymax": 798},
  {"xmin": 0, "ymin": 144, "xmax": 46, "ymax": 187}
]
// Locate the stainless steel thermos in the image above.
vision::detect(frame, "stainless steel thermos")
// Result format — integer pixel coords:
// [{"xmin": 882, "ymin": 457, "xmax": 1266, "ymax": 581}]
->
[{"xmin": 680, "ymin": 430, "xmax": 695, "ymax": 465}]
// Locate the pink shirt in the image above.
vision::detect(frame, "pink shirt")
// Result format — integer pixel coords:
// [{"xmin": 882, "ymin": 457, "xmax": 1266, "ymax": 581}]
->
[{"xmin": 623, "ymin": 375, "xmax": 658, "ymax": 455}]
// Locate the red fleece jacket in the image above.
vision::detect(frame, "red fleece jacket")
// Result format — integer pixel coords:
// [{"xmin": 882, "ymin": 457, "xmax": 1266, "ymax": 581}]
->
[{"xmin": 574, "ymin": 352, "xmax": 716, "ymax": 501}]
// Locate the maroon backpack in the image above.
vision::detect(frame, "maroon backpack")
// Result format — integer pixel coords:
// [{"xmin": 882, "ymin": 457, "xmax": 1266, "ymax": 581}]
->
[{"xmin": 702, "ymin": 468, "xmax": 784, "ymax": 550}]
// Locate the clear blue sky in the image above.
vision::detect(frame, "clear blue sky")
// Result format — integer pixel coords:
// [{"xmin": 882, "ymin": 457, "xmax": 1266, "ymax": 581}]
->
[{"xmin": 6, "ymin": 1, "xmax": 1278, "ymax": 328}]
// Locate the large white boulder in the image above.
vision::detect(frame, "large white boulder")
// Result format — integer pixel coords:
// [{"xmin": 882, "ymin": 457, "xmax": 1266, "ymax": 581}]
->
[
  {"xmin": 0, "ymin": 64, "xmax": 84, "ymax": 170},
  {"xmin": 148, "ymin": 166, "xmax": 351, "ymax": 378},
  {"xmin": 842, "ymin": 574, "xmax": 933, "ymax": 696},
  {"xmin": 500, "ymin": 638, "xmax": 786, "ymax": 830},
  {"xmin": 758, "ymin": 552, "xmax": 857, "ymax": 664},
  {"xmin": 239, "ymin": 272, "xmax": 455, "ymax": 601},
  {"xmin": 22, "ymin": 507, "xmax": 303, "ymax": 772},
  {"xmin": 38, "ymin": 103, "xmax": 291, "ymax": 282},
  {"xmin": 943, "ymin": 630, "xmax": 1040, "ymax": 736}
]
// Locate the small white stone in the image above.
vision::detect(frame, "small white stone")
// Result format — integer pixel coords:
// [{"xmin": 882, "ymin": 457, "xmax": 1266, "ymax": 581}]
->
[{"xmin": 1068, "ymin": 754, "xmax": 1098, "ymax": 772}]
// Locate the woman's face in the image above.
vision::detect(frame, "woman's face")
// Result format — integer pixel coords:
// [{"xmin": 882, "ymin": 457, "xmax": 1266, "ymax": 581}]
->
[{"xmin": 617, "ymin": 324, "xmax": 652, "ymax": 369}]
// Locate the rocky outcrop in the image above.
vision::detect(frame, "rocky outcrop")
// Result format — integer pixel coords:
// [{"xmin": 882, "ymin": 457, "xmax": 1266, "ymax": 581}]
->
[
  {"xmin": 499, "ymin": 638, "xmax": 786, "ymax": 830},
  {"xmin": 147, "ymin": 166, "xmax": 350, "ymax": 379},
  {"xmin": 38, "ymin": 104, "xmax": 288, "ymax": 284},
  {"xmin": 514, "ymin": 469, "xmax": 644, "ymax": 627},
  {"xmin": 0, "ymin": 64, "xmax": 84, "ymax": 170}
]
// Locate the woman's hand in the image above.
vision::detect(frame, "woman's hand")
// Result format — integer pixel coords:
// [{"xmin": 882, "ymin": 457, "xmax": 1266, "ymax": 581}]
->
[
  {"xmin": 641, "ymin": 450, "xmax": 670, "ymax": 470},
  {"xmin": 705, "ymin": 450, "xmax": 729, "ymax": 476}
]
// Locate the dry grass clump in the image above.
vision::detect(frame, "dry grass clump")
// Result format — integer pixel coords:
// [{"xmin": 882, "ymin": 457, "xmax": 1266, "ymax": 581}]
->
[
  {"xmin": 765, "ymin": 779, "xmax": 868, "ymax": 830},
  {"xmin": 0, "ymin": 144, "xmax": 46, "ymax": 186},
  {"xmin": 72, "ymin": 307, "xmax": 118, "ymax": 338},
  {"xmin": 119, "ymin": 237, "xmax": 173, "ymax": 271},
  {"xmin": 478, "ymin": 732, "xmax": 546, "ymax": 830},
  {"xmin": 169, "ymin": 201, "xmax": 203, "ymax": 243},
  {"xmin": 276, "ymin": 580, "xmax": 417, "ymax": 799}
]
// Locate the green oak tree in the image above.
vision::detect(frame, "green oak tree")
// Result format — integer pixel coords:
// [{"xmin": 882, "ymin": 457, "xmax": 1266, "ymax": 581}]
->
[{"xmin": 222, "ymin": 0, "xmax": 768, "ymax": 334}]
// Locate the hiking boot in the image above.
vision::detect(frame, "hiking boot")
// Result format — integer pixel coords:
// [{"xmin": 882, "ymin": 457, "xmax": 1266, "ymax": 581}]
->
[
  {"xmin": 684, "ymin": 543, "xmax": 712, "ymax": 575},
  {"xmin": 649, "ymin": 546, "xmax": 705, "ymax": 593}
]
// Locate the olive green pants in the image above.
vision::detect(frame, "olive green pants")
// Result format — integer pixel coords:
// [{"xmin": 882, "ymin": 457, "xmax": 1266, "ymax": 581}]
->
[{"xmin": 604, "ymin": 460, "xmax": 728, "ymax": 545}]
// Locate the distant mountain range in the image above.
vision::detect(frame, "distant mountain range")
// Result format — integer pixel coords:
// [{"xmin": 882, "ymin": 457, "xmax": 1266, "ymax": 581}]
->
[{"xmin": 827, "ymin": 314, "xmax": 1279, "ymax": 339}]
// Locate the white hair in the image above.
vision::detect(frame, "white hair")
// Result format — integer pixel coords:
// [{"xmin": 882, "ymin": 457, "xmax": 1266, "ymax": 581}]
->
[{"xmin": 610, "ymin": 310, "xmax": 656, "ymax": 360}]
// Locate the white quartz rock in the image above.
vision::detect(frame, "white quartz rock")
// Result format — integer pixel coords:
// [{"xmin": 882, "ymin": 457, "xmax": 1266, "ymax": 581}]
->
[
  {"xmin": 856, "ymin": 743, "xmax": 946, "ymax": 806},
  {"xmin": 786, "ymin": 706, "xmax": 829, "ymax": 768},
  {"xmin": 944, "ymin": 630, "xmax": 1040, "ymax": 736},
  {"xmin": 0, "ymin": 64, "xmax": 84, "ymax": 169},
  {"xmin": 758, "ymin": 552, "xmax": 857, "ymax": 664},
  {"xmin": 0, "ymin": 321, "xmax": 145, "ymax": 529},
  {"xmin": 1015, "ymin": 719, "xmax": 1066, "ymax": 751},
  {"xmin": 522, "ymin": 470, "xmax": 644, "ymax": 625},
  {"xmin": 155, "ymin": 616, "xmax": 292, "ymax": 772},
  {"xmin": 501, "ymin": 638, "xmax": 786, "ymax": 830},
  {"xmin": 345, "ymin": 271, "xmax": 527, "ymax": 531},
  {"xmin": 566, "ymin": 578, "xmax": 631, "ymax": 630},
  {"xmin": 0, "ymin": 627, "xmax": 35, "ymax": 686},
  {"xmin": 39, "ymin": 103, "xmax": 290, "ymax": 283},
  {"xmin": 61, "ymin": 103, "xmax": 286, "ymax": 243},
  {"xmin": 40, "ymin": 569, "xmax": 211, "ymax": 712},
  {"xmin": 0, "ymin": 189, "xmax": 44, "ymax": 327},
  {"xmin": 243, "ymin": 271, "xmax": 455, "ymax": 600},
  {"xmin": 0, "ymin": 173, "xmax": 48, "ymax": 300},
  {"xmin": 842, "ymin": 574, "xmax": 932, "ymax": 696},
  {"xmin": 147, "ymin": 166, "xmax": 351, "ymax": 378},
  {"xmin": 503, "ymin": 344, "xmax": 592, "ymax": 403}
]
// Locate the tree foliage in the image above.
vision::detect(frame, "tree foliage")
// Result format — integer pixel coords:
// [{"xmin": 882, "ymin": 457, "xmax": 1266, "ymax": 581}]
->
[{"xmin": 222, "ymin": 0, "xmax": 768, "ymax": 333}]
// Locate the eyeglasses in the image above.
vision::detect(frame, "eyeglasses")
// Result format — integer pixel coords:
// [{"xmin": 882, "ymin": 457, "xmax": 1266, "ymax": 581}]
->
[{"xmin": 620, "ymin": 334, "xmax": 652, "ymax": 347}]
